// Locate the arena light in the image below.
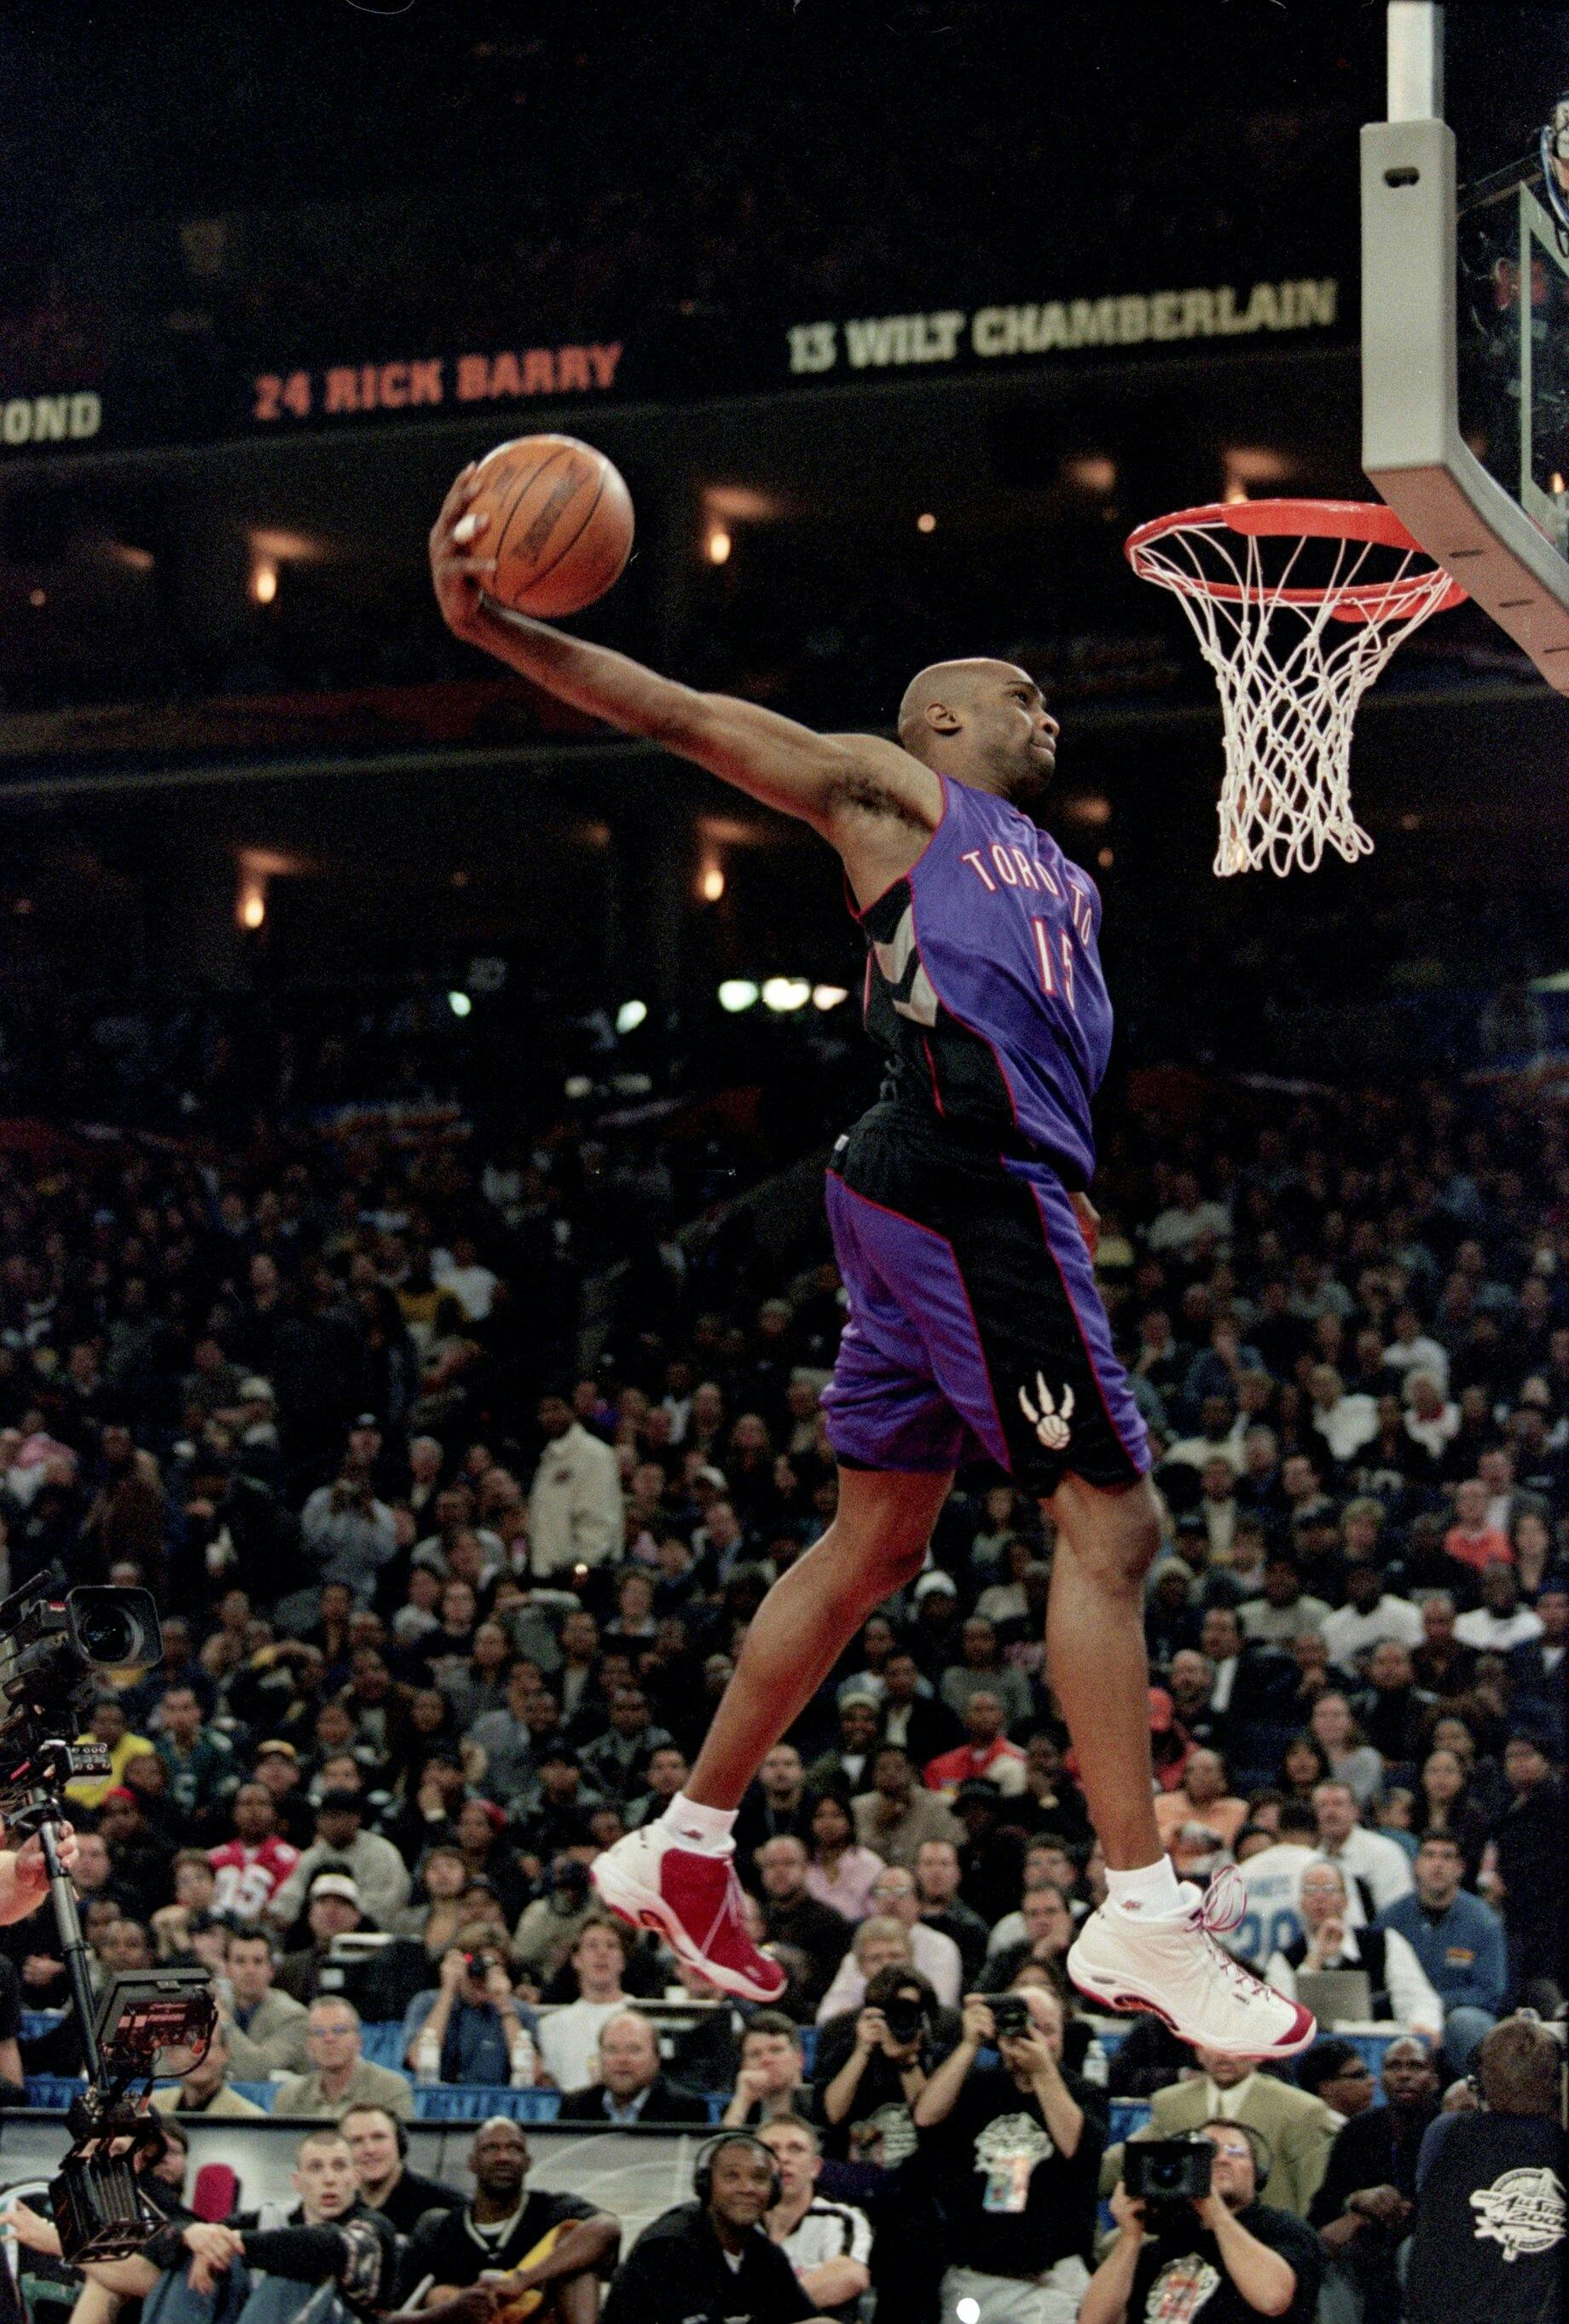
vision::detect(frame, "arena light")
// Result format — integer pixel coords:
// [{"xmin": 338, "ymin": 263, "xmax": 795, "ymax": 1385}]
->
[
  {"xmin": 447, "ymin": 990, "xmax": 472, "ymax": 1019},
  {"xmin": 699, "ymin": 862, "xmax": 726, "ymax": 903},
  {"xmin": 564, "ymin": 1074, "xmax": 593, "ymax": 1099},
  {"xmin": 250, "ymin": 558, "xmax": 278, "ymax": 605},
  {"xmin": 917, "ymin": 512, "xmax": 937, "ymax": 534},
  {"xmin": 812, "ymin": 984, "xmax": 849, "ymax": 1010},
  {"xmin": 235, "ymin": 870, "xmax": 267, "ymax": 933},
  {"xmin": 706, "ymin": 528, "xmax": 732, "ymax": 566},
  {"xmin": 761, "ymin": 976, "xmax": 811, "ymax": 1013},
  {"xmin": 956, "ymin": 2304, "xmax": 981, "ymax": 2324},
  {"xmin": 717, "ymin": 979, "xmax": 759, "ymax": 1013},
  {"xmin": 615, "ymin": 999, "xmax": 648, "ymax": 1034},
  {"xmin": 27, "ymin": 588, "xmax": 45, "ymax": 609}
]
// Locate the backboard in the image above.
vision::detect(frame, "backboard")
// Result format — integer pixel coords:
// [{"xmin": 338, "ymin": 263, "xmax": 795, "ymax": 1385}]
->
[{"xmin": 1361, "ymin": 2, "xmax": 1569, "ymax": 690}]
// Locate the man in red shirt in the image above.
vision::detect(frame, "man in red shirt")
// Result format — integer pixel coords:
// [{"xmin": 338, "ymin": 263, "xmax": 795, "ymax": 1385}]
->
[
  {"xmin": 210, "ymin": 1781, "xmax": 302, "ymax": 1922},
  {"xmin": 924, "ymin": 1691, "xmax": 1028, "ymax": 1796}
]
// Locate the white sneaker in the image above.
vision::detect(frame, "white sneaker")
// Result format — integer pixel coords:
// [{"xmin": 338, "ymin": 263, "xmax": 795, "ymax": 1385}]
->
[
  {"xmin": 1066, "ymin": 1870, "xmax": 1316, "ymax": 2059},
  {"xmin": 591, "ymin": 1820, "xmax": 787, "ymax": 2003}
]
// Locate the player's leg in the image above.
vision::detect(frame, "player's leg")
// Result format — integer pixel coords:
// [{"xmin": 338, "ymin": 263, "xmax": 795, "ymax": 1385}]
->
[
  {"xmin": 1042, "ymin": 1471, "xmax": 1164, "ymax": 1870},
  {"xmin": 682, "ymin": 1464, "xmax": 954, "ymax": 1808}
]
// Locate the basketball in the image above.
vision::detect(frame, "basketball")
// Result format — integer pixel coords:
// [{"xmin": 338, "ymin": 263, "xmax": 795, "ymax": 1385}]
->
[{"xmin": 465, "ymin": 435, "xmax": 634, "ymax": 618}]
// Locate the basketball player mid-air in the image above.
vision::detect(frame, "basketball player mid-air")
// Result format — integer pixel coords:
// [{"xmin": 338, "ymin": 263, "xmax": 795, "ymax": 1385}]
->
[{"xmin": 429, "ymin": 468, "xmax": 1313, "ymax": 2057}]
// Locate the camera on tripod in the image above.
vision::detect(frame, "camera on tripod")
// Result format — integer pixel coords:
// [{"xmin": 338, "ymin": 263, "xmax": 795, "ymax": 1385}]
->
[{"xmin": 0, "ymin": 1570, "xmax": 217, "ymax": 2261}]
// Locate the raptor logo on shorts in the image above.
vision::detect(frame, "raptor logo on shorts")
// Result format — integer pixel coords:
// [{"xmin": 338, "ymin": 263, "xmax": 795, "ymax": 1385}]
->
[{"xmin": 1020, "ymin": 1374, "xmax": 1074, "ymax": 1449}]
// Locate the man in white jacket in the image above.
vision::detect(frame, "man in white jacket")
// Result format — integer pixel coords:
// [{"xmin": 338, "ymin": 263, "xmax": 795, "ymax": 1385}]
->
[{"xmin": 528, "ymin": 1392, "xmax": 625, "ymax": 1578}]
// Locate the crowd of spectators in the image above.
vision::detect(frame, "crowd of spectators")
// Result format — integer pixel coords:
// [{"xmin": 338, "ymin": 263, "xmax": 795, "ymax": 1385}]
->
[{"xmin": 0, "ymin": 1066, "xmax": 1559, "ymax": 2321}]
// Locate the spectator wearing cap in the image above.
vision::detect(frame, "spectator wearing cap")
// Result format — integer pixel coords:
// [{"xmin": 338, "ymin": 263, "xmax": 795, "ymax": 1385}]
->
[
  {"xmin": 907, "ymin": 1568, "xmax": 964, "ymax": 1678},
  {"xmin": 276, "ymin": 1870, "xmax": 369, "ymax": 2003},
  {"xmin": 298, "ymin": 1457, "xmax": 398, "ymax": 1605},
  {"xmin": 266, "ymin": 1789, "xmax": 411, "ymax": 1934},
  {"xmin": 528, "ymin": 1390, "xmax": 624, "ymax": 1578},
  {"xmin": 852, "ymin": 1744, "xmax": 964, "ymax": 1870},
  {"xmin": 252, "ymin": 1738, "xmax": 315, "ymax": 1848},
  {"xmin": 273, "ymin": 1995, "xmax": 414, "ymax": 2119}
]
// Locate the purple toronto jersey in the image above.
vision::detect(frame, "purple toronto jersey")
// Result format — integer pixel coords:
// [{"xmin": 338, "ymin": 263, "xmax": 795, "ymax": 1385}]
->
[{"xmin": 853, "ymin": 769, "xmax": 1113, "ymax": 1187}]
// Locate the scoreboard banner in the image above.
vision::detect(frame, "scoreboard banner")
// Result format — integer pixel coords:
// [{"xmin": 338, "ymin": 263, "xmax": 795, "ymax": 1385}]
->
[{"xmin": 0, "ymin": 264, "xmax": 1347, "ymax": 458}]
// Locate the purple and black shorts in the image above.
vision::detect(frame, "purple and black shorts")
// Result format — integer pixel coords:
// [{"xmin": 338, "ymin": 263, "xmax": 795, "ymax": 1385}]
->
[{"xmin": 821, "ymin": 1111, "xmax": 1151, "ymax": 1497}]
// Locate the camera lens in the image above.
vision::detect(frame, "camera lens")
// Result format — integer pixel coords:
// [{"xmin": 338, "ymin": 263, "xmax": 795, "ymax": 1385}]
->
[{"xmin": 69, "ymin": 1588, "xmax": 162, "ymax": 1669}]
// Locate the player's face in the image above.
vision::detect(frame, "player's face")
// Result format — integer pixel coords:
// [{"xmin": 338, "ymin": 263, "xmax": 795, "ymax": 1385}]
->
[{"xmin": 972, "ymin": 668, "xmax": 1059, "ymax": 797}]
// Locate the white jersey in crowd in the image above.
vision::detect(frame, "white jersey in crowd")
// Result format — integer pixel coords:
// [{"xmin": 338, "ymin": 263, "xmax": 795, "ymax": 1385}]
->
[
  {"xmin": 1226, "ymin": 1841, "xmax": 1317, "ymax": 1963},
  {"xmin": 778, "ymin": 2197, "xmax": 873, "ymax": 2283}
]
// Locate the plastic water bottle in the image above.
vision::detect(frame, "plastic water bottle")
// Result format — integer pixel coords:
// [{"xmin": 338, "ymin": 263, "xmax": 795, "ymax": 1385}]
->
[
  {"xmin": 414, "ymin": 2030, "xmax": 442, "ymax": 2088},
  {"xmin": 509, "ymin": 2027, "xmax": 538, "ymax": 2088}
]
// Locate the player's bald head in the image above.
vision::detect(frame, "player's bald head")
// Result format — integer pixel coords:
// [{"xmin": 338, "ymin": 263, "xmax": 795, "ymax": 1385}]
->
[{"xmin": 896, "ymin": 658, "xmax": 1036, "ymax": 757}]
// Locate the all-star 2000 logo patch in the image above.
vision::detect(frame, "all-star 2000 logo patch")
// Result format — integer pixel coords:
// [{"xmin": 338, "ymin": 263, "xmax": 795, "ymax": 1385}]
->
[{"xmin": 1469, "ymin": 2165, "xmax": 1566, "ymax": 2260}]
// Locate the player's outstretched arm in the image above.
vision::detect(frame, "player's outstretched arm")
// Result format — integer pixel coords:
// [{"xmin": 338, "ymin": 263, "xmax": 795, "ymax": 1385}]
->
[{"xmin": 430, "ymin": 466, "xmax": 926, "ymax": 837}]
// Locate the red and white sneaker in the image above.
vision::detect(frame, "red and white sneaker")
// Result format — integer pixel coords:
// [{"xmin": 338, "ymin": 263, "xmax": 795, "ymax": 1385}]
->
[
  {"xmin": 591, "ymin": 1822, "xmax": 787, "ymax": 2003},
  {"xmin": 1066, "ymin": 1868, "xmax": 1316, "ymax": 2059}
]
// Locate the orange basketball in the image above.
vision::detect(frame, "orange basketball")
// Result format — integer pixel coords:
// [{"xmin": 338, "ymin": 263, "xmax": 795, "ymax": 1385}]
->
[{"xmin": 467, "ymin": 434, "xmax": 634, "ymax": 618}]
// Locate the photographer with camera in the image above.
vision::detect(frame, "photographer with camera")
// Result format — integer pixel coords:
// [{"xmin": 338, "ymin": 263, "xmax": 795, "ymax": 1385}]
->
[
  {"xmin": 402, "ymin": 1926, "xmax": 540, "ymax": 2086},
  {"xmin": 912, "ymin": 1981, "xmax": 1103, "ymax": 2324},
  {"xmin": 1084, "ymin": 2123, "xmax": 1323, "ymax": 2324}
]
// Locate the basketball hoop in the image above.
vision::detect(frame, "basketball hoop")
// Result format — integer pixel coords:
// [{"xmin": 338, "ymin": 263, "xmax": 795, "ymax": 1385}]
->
[{"xmin": 1125, "ymin": 499, "xmax": 1467, "ymax": 877}]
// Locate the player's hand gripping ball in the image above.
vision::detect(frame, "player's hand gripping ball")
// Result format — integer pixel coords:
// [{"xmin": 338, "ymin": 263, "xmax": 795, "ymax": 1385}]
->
[{"xmin": 446, "ymin": 435, "xmax": 634, "ymax": 619}]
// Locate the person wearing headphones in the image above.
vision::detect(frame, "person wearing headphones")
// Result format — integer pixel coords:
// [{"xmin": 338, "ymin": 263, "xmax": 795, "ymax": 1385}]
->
[
  {"xmin": 339, "ymin": 2102, "xmax": 461, "ymax": 2237},
  {"xmin": 402, "ymin": 2116, "xmax": 619, "ymax": 2319},
  {"xmin": 1103, "ymin": 2042, "xmax": 1338, "ymax": 2217},
  {"xmin": 1084, "ymin": 2120, "xmax": 1323, "ymax": 2324},
  {"xmin": 599, "ymin": 2132, "xmax": 838, "ymax": 2324}
]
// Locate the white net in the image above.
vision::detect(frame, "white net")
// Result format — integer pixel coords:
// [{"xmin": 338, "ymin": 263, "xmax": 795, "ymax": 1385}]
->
[{"xmin": 1127, "ymin": 507, "xmax": 1463, "ymax": 876}]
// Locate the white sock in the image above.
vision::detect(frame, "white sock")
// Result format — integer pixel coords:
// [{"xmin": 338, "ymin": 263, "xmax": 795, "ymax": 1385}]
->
[
  {"xmin": 662, "ymin": 1792, "xmax": 738, "ymax": 1855},
  {"xmin": 1105, "ymin": 1856, "xmax": 1184, "ymax": 1918}
]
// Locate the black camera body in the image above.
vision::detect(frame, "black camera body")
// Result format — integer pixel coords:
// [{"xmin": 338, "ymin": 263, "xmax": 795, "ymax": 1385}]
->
[
  {"xmin": 1126, "ymin": 2140, "xmax": 1215, "ymax": 2206},
  {"xmin": 882, "ymin": 1992, "xmax": 930, "ymax": 2044},
  {"xmin": 0, "ymin": 1578, "xmax": 162, "ymax": 1806},
  {"xmin": 991, "ymin": 1994, "xmax": 1034, "ymax": 2043}
]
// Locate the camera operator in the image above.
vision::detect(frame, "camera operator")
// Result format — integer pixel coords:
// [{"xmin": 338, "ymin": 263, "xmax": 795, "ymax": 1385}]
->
[
  {"xmin": 1084, "ymin": 2124, "xmax": 1323, "ymax": 2324},
  {"xmin": 913, "ymin": 1982, "xmax": 1103, "ymax": 2324},
  {"xmin": 1406, "ymin": 2013, "xmax": 1568, "ymax": 2324}
]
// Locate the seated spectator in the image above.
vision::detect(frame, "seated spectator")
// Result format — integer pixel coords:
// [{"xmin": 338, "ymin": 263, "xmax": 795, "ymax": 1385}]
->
[
  {"xmin": 512, "ymin": 1853, "xmax": 597, "ymax": 1985},
  {"xmin": 1379, "ymin": 1830, "xmax": 1507, "ymax": 2070},
  {"xmin": 818, "ymin": 1863, "xmax": 960, "ymax": 2014},
  {"xmin": 1153, "ymin": 1747, "xmax": 1248, "ymax": 1851},
  {"xmin": 805, "ymin": 1694, "xmax": 883, "ymax": 1799},
  {"xmin": 276, "ymin": 1870, "xmax": 372, "ymax": 2003},
  {"xmin": 1411, "ymin": 1593, "xmax": 1479, "ymax": 1697},
  {"xmin": 389, "ymin": 1840, "xmax": 471, "ymax": 1957},
  {"xmin": 1319, "ymin": 1566, "xmax": 1424, "ymax": 1672},
  {"xmin": 467, "ymin": 1660, "xmax": 551, "ymax": 1804},
  {"xmin": 339, "ymin": 2100, "xmax": 461, "ymax": 2235},
  {"xmin": 1351, "ymin": 1641, "xmax": 1436, "ymax": 1772},
  {"xmin": 938, "ymin": 1615, "xmax": 1033, "ymax": 1728},
  {"xmin": 914, "ymin": 1983, "xmax": 1103, "ymax": 2324},
  {"xmin": 1086, "ymin": 2120, "xmax": 1323, "ymax": 2324},
  {"xmin": 923, "ymin": 1689, "xmax": 1028, "ymax": 1797},
  {"xmin": 1508, "ymin": 1575, "xmax": 1568, "ymax": 1752},
  {"xmin": 876, "ymin": 1647, "xmax": 963, "ymax": 1764},
  {"xmin": 1306, "ymin": 1695, "xmax": 1385, "ymax": 1809},
  {"xmin": 722, "ymin": 2011, "xmax": 809, "ymax": 2128},
  {"xmin": 1310, "ymin": 2036, "xmax": 1440, "ymax": 2324},
  {"xmin": 405, "ymin": 2116, "xmax": 621, "ymax": 2310},
  {"xmin": 273, "ymin": 1996, "xmax": 414, "ymax": 2120},
  {"xmin": 208, "ymin": 1778, "xmax": 303, "ymax": 1923},
  {"xmin": 267, "ymin": 1789, "xmax": 412, "ymax": 1934},
  {"xmin": 536, "ymin": 1913, "xmax": 638, "ymax": 2091},
  {"xmin": 403, "ymin": 1929, "xmax": 541, "ymax": 2085},
  {"xmin": 734, "ymin": 1742, "xmax": 819, "ymax": 1866},
  {"xmin": 1237, "ymin": 1555, "xmax": 1333, "ymax": 1647},
  {"xmin": 757, "ymin": 2114, "xmax": 872, "ymax": 2323},
  {"xmin": 559, "ymin": 2005, "xmax": 711, "ymax": 2124},
  {"xmin": 1312, "ymin": 1780, "xmax": 1416, "ymax": 1921},
  {"xmin": 582, "ymin": 1685, "xmax": 675, "ymax": 1803},
  {"xmin": 1490, "ymin": 1728, "xmax": 1565, "ymax": 2008},
  {"xmin": 1109, "ymin": 2044, "xmax": 1340, "ymax": 2217},
  {"xmin": 976, "ymin": 1879, "xmax": 1075, "ymax": 1996},
  {"xmin": 625, "ymin": 1740, "xmax": 692, "ymax": 1830},
  {"xmin": 1445, "ymin": 1478, "xmax": 1514, "ymax": 1575},
  {"xmin": 802, "ymin": 1789, "xmax": 884, "ymax": 1922},
  {"xmin": 914, "ymin": 1835, "xmax": 991, "ymax": 1982},
  {"xmin": 1455, "ymin": 1563, "xmax": 1546, "ymax": 1653},
  {"xmin": 218, "ymin": 1927, "xmax": 310, "ymax": 2078},
  {"xmin": 150, "ymin": 2019, "xmax": 266, "ymax": 2117},
  {"xmin": 1295, "ymin": 2038, "xmax": 1379, "ymax": 2122},
  {"xmin": 1406, "ymin": 2015, "xmax": 1569, "ymax": 2324},
  {"xmin": 600, "ymin": 2130, "xmax": 818, "ymax": 2324},
  {"xmin": 756, "ymin": 1835, "xmax": 853, "ymax": 2012},
  {"xmin": 853, "ymin": 1744, "xmax": 964, "ymax": 1870}
]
